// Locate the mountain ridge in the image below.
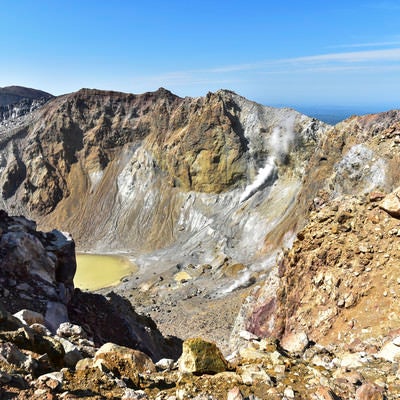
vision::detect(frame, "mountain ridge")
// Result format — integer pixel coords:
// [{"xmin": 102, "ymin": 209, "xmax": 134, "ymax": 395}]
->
[
  {"xmin": 0, "ymin": 85, "xmax": 53, "ymax": 106},
  {"xmin": 1, "ymin": 86, "xmax": 400, "ymax": 398}
]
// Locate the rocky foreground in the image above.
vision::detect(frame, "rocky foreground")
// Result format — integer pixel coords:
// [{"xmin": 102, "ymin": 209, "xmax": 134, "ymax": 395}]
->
[{"xmin": 1, "ymin": 197, "xmax": 400, "ymax": 398}]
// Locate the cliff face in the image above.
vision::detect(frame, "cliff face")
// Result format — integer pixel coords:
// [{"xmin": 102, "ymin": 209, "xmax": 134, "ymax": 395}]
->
[
  {"xmin": 4, "ymin": 86, "xmax": 400, "ymax": 350},
  {"xmin": 0, "ymin": 210, "xmax": 180, "ymax": 361},
  {"xmin": 2, "ymin": 88, "xmax": 400, "ymax": 398},
  {"xmin": 247, "ymin": 110, "xmax": 400, "ymax": 350},
  {"xmin": 0, "ymin": 88, "xmax": 327, "ymax": 281}
]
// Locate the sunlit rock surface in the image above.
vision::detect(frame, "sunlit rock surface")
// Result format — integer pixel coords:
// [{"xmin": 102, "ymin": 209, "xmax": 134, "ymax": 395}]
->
[
  {"xmin": 0, "ymin": 210, "xmax": 181, "ymax": 362},
  {"xmin": 1, "ymin": 87, "xmax": 400, "ymax": 398},
  {"xmin": 0, "ymin": 88, "xmax": 328, "ymax": 289}
]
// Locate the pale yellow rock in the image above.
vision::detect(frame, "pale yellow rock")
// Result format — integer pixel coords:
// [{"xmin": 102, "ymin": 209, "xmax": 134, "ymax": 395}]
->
[
  {"xmin": 174, "ymin": 271, "xmax": 192, "ymax": 282},
  {"xmin": 94, "ymin": 343, "xmax": 156, "ymax": 385},
  {"xmin": 75, "ymin": 358, "xmax": 94, "ymax": 370},
  {"xmin": 379, "ymin": 187, "xmax": 400, "ymax": 218},
  {"xmin": 178, "ymin": 338, "xmax": 228, "ymax": 374}
]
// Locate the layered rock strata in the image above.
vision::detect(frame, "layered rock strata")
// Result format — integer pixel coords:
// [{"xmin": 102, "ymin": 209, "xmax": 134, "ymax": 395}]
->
[{"xmin": 0, "ymin": 88, "xmax": 327, "ymax": 271}]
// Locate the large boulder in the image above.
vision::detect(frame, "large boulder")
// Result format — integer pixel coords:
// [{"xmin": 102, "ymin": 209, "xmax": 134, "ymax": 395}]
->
[
  {"xmin": 178, "ymin": 338, "xmax": 228, "ymax": 374},
  {"xmin": 379, "ymin": 187, "xmax": 400, "ymax": 218},
  {"xmin": 355, "ymin": 382, "xmax": 385, "ymax": 400},
  {"xmin": 0, "ymin": 211, "xmax": 76, "ymax": 331},
  {"xmin": 280, "ymin": 331, "xmax": 309, "ymax": 354},
  {"xmin": 13, "ymin": 309, "xmax": 45, "ymax": 326},
  {"xmin": 93, "ymin": 343, "xmax": 156, "ymax": 387}
]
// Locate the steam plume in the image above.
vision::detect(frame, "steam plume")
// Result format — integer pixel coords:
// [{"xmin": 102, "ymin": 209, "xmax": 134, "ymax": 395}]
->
[{"xmin": 240, "ymin": 116, "xmax": 295, "ymax": 202}]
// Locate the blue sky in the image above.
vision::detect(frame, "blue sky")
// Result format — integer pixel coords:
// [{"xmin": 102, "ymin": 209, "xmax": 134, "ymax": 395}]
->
[{"xmin": 1, "ymin": 0, "xmax": 400, "ymax": 110}]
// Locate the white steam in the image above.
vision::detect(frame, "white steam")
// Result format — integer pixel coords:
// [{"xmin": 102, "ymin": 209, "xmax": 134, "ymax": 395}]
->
[
  {"xmin": 239, "ymin": 157, "xmax": 277, "ymax": 202},
  {"xmin": 240, "ymin": 116, "xmax": 296, "ymax": 203},
  {"xmin": 219, "ymin": 252, "xmax": 278, "ymax": 295}
]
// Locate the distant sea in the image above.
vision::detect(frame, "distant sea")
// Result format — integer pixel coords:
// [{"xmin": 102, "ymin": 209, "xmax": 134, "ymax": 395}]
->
[{"xmin": 275, "ymin": 105, "xmax": 397, "ymax": 125}]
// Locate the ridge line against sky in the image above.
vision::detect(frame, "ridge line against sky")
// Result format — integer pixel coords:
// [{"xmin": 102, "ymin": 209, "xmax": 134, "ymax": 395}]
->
[{"xmin": 1, "ymin": 0, "xmax": 400, "ymax": 109}]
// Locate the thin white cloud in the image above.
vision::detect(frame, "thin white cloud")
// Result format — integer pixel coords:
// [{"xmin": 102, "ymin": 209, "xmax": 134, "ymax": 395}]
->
[
  {"xmin": 134, "ymin": 48, "xmax": 400, "ymax": 89},
  {"xmin": 291, "ymin": 48, "xmax": 400, "ymax": 63},
  {"xmin": 329, "ymin": 41, "xmax": 400, "ymax": 49},
  {"xmin": 194, "ymin": 48, "xmax": 400, "ymax": 74}
]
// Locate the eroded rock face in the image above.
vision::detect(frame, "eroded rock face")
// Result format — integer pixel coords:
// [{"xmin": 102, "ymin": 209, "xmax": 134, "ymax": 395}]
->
[
  {"xmin": 0, "ymin": 88, "xmax": 327, "ymax": 265},
  {"xmin": 247, "ymin": 191, "xmax": 400, "ymax": 351},
  {"xmin": 67, "ymin": 289, "xmax": 182, "ymax": 361},
  {"xmin": 240, "ymin": 110, "xmax": 400, "ymax": 353},
  {"xmin": 0, "ymin": 210, "xmax": 181, "ymax": 364},
  {"xmin": 0, "ymin": 210, "xmax": 75, "ymax": 330}
]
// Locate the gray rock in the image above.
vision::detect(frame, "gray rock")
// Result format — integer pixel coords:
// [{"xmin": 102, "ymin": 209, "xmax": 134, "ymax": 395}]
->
[
  {"xmin": 57, "ymin": 322, "xmax": 86, "ymax": 339},
  {"xmin": 238, "ymin": 330, "xmax": 259, "ymax": 341},
  {"xmin": 0, "ymin": 341, "xmax": 37, "ymax": 373},
  {"xmin": 122, "ymin": 389, "xmax": 148, "ymax": 399},
  {"xmin": 36, "ymin": 371, "xmax": 64, "ymax": 390},
  {"xmin": 376, "ymin": 341, "xmax": 400, "ymax": 362},
  {"xmin": 155, "ymin": 358, "xmax": 175, "ymax": 371},
  {"xmin": 227, "ymin": 387, "xmax": 244, "ymax": 400},
  {"xmin": 45, "ymin": 301, "xmax": 69, "ymax": 332},
  {"xmin": 284, "ymin": 387, "xmax": 295, "ymax": 399},
  {"xmin": 58, "ymin": 337, "xmax": 83, "ymax": 368},
  {"xmin": 340, "ymin": 352, "xmax": 369, "ymax": 369},
  {"xmin": 13, "ymin": 309, "xmax": 45, "ymax": 326},
  {"xmin": 0, "ymin": 341, "xmax": 28, "ymax": 365},
  {"xmin": 239, "ymin": 364, "xmax": 273, "ymax": 386}
]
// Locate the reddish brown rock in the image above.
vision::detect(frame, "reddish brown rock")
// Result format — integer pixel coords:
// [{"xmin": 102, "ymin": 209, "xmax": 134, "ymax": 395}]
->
[
  {"xmin": 369, "ymin": 191, "xmax": 386, "ymax": 202},
  {"xmin": 249, "ymin": 194, "xmax": 400, "ymax": 348},
  {"xmin": 355, "ymin": 382, "xmax": 384, "ymax": 400},
  {"xmin": 379, "ymin": 187, "xmax": 400, "ymax": 218},
  {"xmin": 314, "ymin": 386, "xmax": 339, "ymax": 400},
  {"xmin": 280, "ymin": 331, "xmax": 309, "ymax": 353}
]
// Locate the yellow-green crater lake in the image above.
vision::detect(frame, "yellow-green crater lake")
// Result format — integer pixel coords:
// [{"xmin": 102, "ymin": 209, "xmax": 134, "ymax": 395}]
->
[{"xmin": 75, "ymin": 254, "xmax": 137, "ymax": 291}]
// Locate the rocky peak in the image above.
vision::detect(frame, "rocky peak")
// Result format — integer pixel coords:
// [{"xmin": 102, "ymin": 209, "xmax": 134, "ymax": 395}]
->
[
  {"xmin": 0, "ymin": 88, "xmax": 326, "ymax": 235},
  {"xmin": 0, "ymin": 86, "xmax": 53, "ymax": 107},
  {"xmin": 0, "ymin": 86, "xmax": 54, "ymax": 137}
]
